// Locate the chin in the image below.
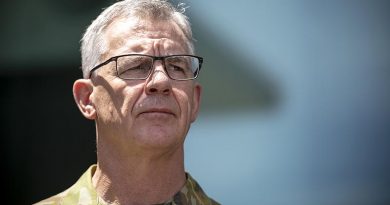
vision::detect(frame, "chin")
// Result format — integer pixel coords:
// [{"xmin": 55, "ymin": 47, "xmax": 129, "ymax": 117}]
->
[{"xmin": 133, "ymin": 128, "xmax": 183, "ymax": 150}]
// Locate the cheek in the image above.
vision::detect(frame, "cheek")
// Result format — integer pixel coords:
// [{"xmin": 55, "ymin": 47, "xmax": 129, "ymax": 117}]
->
[
  {"xmin": 120, "ymin": 85, "xmax": 144, "ymax": 116},
  {"xmin": 174, "ymin": 88, "xmax": 194, "ymax": 121},
  {"xmin": 92, "ymin": 79, "xmax": 143, "ymax": 124},
  {"xmin": 93, "ymin": 86, "xmax": 121, "ymax": 123}
]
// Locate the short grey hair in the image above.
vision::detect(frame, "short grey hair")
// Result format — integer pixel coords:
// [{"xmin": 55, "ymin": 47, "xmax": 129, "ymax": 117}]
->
[{"xmin": 80, "ymin": 0, "xmax": 195, "ymax": 78}]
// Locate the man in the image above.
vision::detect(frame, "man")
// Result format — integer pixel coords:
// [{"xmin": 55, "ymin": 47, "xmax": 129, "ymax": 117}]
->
[{"xmin": 35, "ymin": 0, "xmax": 219, "ymax": 204}]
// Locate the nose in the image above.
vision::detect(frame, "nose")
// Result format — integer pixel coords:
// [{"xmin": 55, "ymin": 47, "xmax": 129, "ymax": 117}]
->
[{"xmin": 145, "ymin": 61, "xmax": 171, "ymax": 95}]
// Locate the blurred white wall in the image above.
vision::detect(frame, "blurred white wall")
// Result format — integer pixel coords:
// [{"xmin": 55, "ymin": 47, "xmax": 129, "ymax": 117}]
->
[{"xmin": 184, "ymin": 1, "xmax": 390, "ymax": 204}]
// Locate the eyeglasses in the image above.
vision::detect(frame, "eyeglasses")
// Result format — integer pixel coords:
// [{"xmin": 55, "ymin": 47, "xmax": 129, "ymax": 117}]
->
[{"xmin": 89, "ymin": 54, "xmax": 203, "ymax": 81}]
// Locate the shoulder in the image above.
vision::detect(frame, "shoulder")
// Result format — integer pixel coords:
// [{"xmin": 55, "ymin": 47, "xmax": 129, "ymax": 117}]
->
[
  {"xmin": 178, "ymin": 173, "xmax": 221, "ymax": 205},
  {"xmin": 34, "ymin": 186, "xmax": 97, "ymax": 205},
  {"xmin": 33, "ymin": 188, "xmax": 69, "ymax": 205},
  {"xmin": 33, "ymin": 165, "xmax": 97, "ymax": 205}
]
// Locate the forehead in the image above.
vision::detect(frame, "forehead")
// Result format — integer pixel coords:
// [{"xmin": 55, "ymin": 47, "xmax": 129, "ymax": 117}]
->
[{"xmin": 102, "ymin": 17, "xmax": 189, "ymax": 57}]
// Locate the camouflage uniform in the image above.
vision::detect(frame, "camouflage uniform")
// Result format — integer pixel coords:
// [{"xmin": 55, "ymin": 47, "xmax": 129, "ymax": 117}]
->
[{"xmin": 34, "ymin": 165, "xmax": 220, "ymax": 205}]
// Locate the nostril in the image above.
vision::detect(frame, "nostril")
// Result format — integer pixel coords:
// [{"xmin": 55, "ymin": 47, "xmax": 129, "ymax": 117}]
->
[
  {"xmin": 149, "ymin": 88, "xmax": 158, "ymax": 93},
  {"xmin": 146, "ymin": 87, "xmax": 170, "ymax": 95},
  {"xmin": 162, "ymin": 88, "xmax": 170, "ymax": 94}
]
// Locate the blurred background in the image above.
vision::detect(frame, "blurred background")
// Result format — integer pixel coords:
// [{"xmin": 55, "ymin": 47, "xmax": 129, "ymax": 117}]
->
[{"xmin": 1, "ymin": 0, "xmax": 389, "ymax": 204}]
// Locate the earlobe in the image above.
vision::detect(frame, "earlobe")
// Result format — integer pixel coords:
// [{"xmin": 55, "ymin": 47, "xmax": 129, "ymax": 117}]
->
[
  {"xmin": 73, "ymin": 79, "xmax": 96, "ymax": 120},
  {"xmin": 190, "ymin": 83, "xmax": 202, "ymax": 122}
]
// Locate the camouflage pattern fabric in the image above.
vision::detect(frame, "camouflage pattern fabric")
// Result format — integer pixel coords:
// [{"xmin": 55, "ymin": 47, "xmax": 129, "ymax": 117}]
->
[{"xmin": 34, "ymin": 165, "xmax": 220, "ymax": 205}]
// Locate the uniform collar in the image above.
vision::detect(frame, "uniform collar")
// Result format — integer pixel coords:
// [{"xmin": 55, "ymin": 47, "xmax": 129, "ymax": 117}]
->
[{"xmin": 75, "ymin": 165, "xmax": 216, "ymax": 205}]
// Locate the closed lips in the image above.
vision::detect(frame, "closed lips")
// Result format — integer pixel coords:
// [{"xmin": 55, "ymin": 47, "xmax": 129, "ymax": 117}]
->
[{"xmin": 140, "ymin": 108, "xmax": 175, "ymax": 116}]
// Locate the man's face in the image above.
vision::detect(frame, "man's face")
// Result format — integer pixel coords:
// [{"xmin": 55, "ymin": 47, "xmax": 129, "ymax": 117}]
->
[{"xmin": 89, "ymin": 17, "xmax": 201, "ymax": 152}]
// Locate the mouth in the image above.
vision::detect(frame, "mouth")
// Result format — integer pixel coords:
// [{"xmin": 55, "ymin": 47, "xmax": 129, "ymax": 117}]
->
[{"xmin": 139, "ymin": 108, "xmax": 175, "ymax": 117}]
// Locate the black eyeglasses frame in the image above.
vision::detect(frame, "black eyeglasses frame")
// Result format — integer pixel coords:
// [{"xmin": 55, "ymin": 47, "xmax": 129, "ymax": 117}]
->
[{"xmin": 88, "ymin": 54, "xmax": 203, "ymax": 81}]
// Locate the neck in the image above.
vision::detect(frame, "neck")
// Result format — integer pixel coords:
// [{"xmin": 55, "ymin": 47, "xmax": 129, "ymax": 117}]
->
[{"xmin": 92, "ymin": 136, "xmax": 186, "ymax": 205}]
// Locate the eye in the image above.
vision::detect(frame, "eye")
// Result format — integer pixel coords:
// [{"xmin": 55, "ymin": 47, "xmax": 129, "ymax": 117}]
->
[
  {"xmin": 172, "ymin": 65, "xmax": 185, "ymax": 72},
  {"xmin": 166, "ymin": 59, "xmax": 187, "ymax": 72},
  {"xmin": 119, "ymin": 64, "xmax": 139, "ymax": 74},
  {"xmin": 128, "ymin": 65, "xmax": 146, "ymax": 70},
  {"xmin": 118, "ymin": 61, "xmax": 151, "ymax": 79}
]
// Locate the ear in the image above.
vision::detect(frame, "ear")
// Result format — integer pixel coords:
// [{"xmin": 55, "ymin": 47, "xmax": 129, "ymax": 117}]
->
[
  {"xmin": 73, "ymin": 79, "xmax": 96, "ymax": 120},
  {"xmin": 190, "ymin": 82, "xmax": 202, "ymax": 122}
]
